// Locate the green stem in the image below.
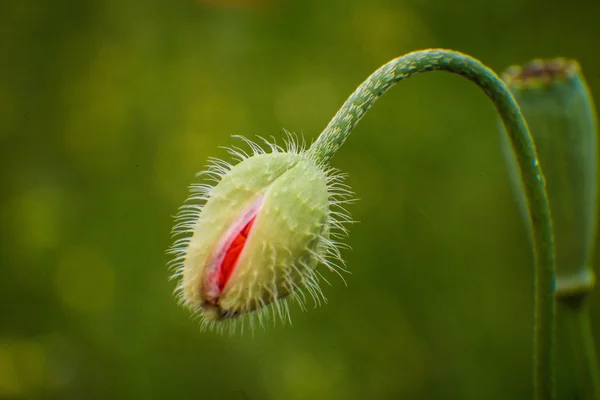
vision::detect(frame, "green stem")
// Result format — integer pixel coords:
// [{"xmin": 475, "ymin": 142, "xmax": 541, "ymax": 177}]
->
[
  {"xmin": 561, "ymin": 298, "xmax": 600, "ymax": 400},
  {"xmin": 576, "ymin": 304, "xmax": 600, "ymax": 399},
  {"xmin": 501, "ymin": 58, "xmax": 599, "ymax": 400},
  {"xmin": 308, "ymin": 49, "xmax": 556, "ymax": 399}
]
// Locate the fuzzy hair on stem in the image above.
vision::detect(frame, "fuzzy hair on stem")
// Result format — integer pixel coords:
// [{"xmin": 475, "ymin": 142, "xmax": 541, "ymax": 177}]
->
[{"xmin": 307, "ymin": 49, "xmax": 556, "ymax": 400}]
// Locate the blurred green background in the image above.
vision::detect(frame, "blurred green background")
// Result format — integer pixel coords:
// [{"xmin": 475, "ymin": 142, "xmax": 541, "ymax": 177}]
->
[{"xmin": 1, "ymin": 0, "xmax": 599, "ymax": 399}]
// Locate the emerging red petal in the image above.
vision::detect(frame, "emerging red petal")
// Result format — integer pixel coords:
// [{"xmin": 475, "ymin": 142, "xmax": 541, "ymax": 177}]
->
[{"xmin": 218, "ymin": 216, "xmax": 256, "ymax": 290}]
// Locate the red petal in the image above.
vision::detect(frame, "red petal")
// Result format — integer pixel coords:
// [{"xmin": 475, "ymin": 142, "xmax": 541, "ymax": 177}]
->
[{"xmin": 218, "ymin": 217, "xmax": 256, "ymax": 290}]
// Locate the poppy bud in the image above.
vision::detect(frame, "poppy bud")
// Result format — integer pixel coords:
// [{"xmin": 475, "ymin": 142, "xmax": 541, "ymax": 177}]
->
[{"xmin": 169, "ymin": 137, "xmax": 352, "ymax": 331}]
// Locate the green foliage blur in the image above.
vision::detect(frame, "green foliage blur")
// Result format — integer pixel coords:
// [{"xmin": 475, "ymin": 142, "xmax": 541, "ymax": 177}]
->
[{"xmin": 1, "ymin": 0, "xmax": 599, "ymax": 398}]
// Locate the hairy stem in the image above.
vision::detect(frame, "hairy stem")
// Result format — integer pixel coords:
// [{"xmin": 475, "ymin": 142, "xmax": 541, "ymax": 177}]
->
[{"xmin": 308, "ymin": 49, "xmax": 556, "ymax": 399}]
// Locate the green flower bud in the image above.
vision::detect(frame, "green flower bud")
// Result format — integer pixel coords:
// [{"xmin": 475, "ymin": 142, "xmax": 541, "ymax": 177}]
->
[
  {"xmin": 501, "ymin": 58, "xmax": 598, "ymax": 299},
  {"xmin": 169, "ymin": 137, "xmax": 352, "ymax": 332}
]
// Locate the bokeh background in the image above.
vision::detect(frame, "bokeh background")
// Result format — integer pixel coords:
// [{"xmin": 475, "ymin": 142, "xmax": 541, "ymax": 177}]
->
[{"xmin": 1, "ymin": 0, "xmax": 599, "ymax": 399}]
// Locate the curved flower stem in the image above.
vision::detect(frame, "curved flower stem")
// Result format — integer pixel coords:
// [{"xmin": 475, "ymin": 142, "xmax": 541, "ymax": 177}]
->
[{"xmin": 308, "ymin": 49, "xmax": 556, "ymax": 399}]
